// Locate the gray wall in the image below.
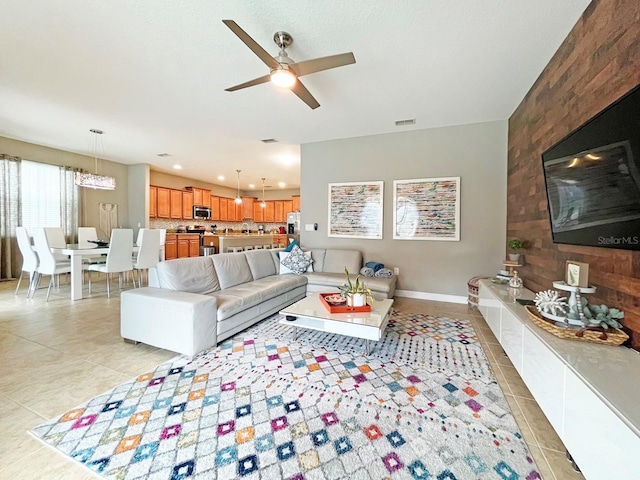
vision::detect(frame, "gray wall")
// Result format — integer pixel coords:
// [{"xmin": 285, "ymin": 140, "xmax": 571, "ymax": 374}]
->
[
  {"xmin": 128, "ymin": 164, "xmax": 150, "ymax": 238},
  {"xmin": 0, "ymin": 135, "xmax": 130, "ymax": 233},
  {"xmin": 300, "ymin": 120, "xmax": 507, "ymax": 298}
]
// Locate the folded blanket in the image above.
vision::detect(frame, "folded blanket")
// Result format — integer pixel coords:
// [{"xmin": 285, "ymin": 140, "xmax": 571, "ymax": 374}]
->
[
  {"xmin": 375, "ymin": 268, "xmax": 394, "ymax": 278},
  {"xmin": 360, "ymin": 266, "xmax": 375, "ymax": 277},
  {"xmin": 365, "ymin": 261, "xmax": 384, "ymax": 272}
]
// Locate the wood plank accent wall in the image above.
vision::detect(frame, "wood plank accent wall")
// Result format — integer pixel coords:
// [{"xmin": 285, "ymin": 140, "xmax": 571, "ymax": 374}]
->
[{"xmin": 508, "ymin": 0, "xmax": 640, "ymax": 350}]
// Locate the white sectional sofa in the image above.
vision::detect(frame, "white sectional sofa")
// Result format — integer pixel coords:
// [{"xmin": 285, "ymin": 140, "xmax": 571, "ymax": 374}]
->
[{"xmin": 120, "ymin": 248, "xmax": 396, "ymax": 356}]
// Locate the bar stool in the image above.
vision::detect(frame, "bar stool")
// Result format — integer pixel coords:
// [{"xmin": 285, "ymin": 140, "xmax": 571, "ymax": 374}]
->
[
  {"xmin": 254, "ymin": 245, "xmax": 266, "ymax": 250},
  {"xmin": 226, "ymin": 247, "xmax": 243, "ymax": 253},
  {"xmin": 243, "ymin": 246, "xmax": 255, "ymax": 251}
]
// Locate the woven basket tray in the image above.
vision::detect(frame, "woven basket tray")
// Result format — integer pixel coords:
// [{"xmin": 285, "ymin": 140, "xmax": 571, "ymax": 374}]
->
[{"xmin": 525, "ymin": 306, "xmax": 628, "ymax": 346}]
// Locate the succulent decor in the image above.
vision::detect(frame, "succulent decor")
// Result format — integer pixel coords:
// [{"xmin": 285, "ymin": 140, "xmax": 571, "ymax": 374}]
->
[
  {"xmin": 338, "ymin": 267, "xmax": 373, "ymax": 304},
  {"xmin": 534, "ymin": 289, "xmax": 624, "ymax": 329}
]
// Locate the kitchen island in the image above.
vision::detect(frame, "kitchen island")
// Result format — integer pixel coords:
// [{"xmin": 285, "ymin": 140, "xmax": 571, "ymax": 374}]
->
[{"xmin": 202, "ymin": 233, "xmax": 288, "ymax": 253}]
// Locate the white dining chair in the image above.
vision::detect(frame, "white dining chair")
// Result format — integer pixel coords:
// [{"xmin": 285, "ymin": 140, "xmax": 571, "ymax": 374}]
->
[
  {"xmin": 31, "ymin": 227, "xmax": 72, "ymax": 301},
  {"xmin": 158, "ymin": 228, "xmax": 167, "ymax": 261},
  {"xmin": 78, "ymin": 226, "xmax": 106, "ymax": 266},
  {"xmin": 44, "ymin": 227, "xmax": 70, "ymax": 263},
  {"xmin": 132, "ymin": 229, "xmax": 161, "ymax": 287},
  {"xmin": 15, "ymin": 227, "xmax": 39, "ymax": 297},
  {"xmin": 88, "ymin": 228, "xmax": 134, "ymax": 298}
]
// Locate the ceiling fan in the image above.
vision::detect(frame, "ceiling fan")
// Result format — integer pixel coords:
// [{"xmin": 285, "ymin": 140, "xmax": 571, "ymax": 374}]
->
[{"xmin": 222, "ymin": 20, "xmax": 356, "ymax": 109}]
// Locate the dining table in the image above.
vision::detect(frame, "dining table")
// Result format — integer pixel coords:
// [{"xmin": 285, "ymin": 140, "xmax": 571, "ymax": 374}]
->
[{"xmin": 51, "ymin": 244, "xmax": 110, "ymax": 300}]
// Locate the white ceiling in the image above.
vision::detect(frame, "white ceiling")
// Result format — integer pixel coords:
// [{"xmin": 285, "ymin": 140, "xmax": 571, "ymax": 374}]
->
[{"xmin": 0, "ymin": 0, "xmax": 590, "ymax": 190}]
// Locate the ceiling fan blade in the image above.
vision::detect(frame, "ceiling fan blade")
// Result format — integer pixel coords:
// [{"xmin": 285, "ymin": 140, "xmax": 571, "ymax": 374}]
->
[
  {"xmin": 222, "ymin": 20, "xmax": 279, "ymax": 69},
  {"xmin": 225, "ymin": 74, "xmax": 271, "ymax": 92},
  {"xmin": 290, "ymin": 52, "xmax": 355, "ymax": 77},
  {"xmin": 291, "ymin": 80, "xmax": 320, "ymax": 109}
]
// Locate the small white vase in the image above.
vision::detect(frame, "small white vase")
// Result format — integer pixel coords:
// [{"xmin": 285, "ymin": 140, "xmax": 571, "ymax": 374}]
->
[
  {"xmin": 348, "ymin": 293, "xmax": 367, "ymax": 307},
  {"xmin": 508, "ymin": 253, "xmax": 521, "ymax": 262}
]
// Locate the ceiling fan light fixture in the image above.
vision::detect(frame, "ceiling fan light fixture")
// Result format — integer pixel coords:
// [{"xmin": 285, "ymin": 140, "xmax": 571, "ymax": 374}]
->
[{"xmin": 270, "ymin": 68, "xmax": 297, "ymax": 88}]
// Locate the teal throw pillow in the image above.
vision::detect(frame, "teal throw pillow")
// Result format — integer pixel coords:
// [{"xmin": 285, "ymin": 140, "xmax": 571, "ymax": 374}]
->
[{"xmin": 284, "ymin": 239, "xmax": 299, "ymax": 253}]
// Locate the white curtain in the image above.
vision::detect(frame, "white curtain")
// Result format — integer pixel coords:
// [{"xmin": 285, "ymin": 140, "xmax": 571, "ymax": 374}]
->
[
  {"xmin": 60, "ymin": 165, "xmax": 82, "ymax": 244},
  {"xmin": 0, "ymin": 155, "xmax": 21, "ymax": 280}
]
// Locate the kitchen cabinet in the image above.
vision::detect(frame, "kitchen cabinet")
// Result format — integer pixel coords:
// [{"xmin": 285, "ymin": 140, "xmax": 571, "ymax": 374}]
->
[
  {"xmin": 164, "ymin": 234, "xmax": 178, "ymax": 260},
  {"xmin": 156, "ymin": 187, "xmax": 171, "ymax": 219},
  {"xmin": 283, "ymin": 200, "xmax": 293, "ymax": 216},
  {"xmin": 182, "ymin": 191, "xmax": 193, "ymax": 220},
  {"xmin": 149, "ymin": 186, "xmax": 157, "ymax": 218},
  {"xmin": 274, "ymin": 201, "xmax": 284, "ymax": 223},
  {"xmin": 211, "ymin": 196, "xmax": 220, "ymax": 220},
  {"xmin": 253, "ymin": 202, "xmax": 265, "ymax": 222},
  {"xmin": 264, "ymin": 201, "xmax": 275, "ymax": 222},
  {"xmin": 228, "ymin": 198, "xmax": 237, "ymax": 221},
  {"xmin": 170, "ymin": 189, "xmax": 182, "ymax": 219},
  {"xmin": 292, "ymin": 195, "xmax": 300, "ymax": 212},
  {"xmin": 272, "ymin": 235, "xmax": 287, "ymax": 248},
  {"xmin": 219, "ymin": 197, "xmax": 228, "ymax": 221},
  {"xmin": 202, "ymin": 189, "xmax": 211, "ymax": 207},
  {"xmin": 242, "ymin": 197, "xmax": 255, "ymax": 219},
  {"xmin": 192, "ymin": 188, "xmax": 203, "ymax": 206}
]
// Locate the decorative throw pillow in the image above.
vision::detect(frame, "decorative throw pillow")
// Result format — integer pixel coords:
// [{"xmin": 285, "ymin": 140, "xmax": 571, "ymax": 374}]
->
[
  {"xmin": 283, "ymin": 239, "xmax": 299, "ymax": 253},
  {"xmin": 280, "ymin": 245, "xmax": 313, "ymax": 275}
]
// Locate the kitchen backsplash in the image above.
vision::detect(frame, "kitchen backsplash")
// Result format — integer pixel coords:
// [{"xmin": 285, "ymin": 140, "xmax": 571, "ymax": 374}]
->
[{"xmin": 150, "ymin": 219, "xmax": 288, "ymax": 234}]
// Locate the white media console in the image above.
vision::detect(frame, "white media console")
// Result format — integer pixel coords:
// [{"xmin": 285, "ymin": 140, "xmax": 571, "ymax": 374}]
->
[{"xmin": 478, "ymin": 279, "xmax": 640, "ymax": 480}]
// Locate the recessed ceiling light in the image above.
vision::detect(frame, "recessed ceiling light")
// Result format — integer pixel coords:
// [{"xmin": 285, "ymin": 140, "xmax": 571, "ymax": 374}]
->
[
  {"xmin": 173, "ymin": 164, "xmax": 182, "ymax": 170},
  {"xmin": 157, "ymin": 153, "xmax": 171, "ymax": 157},
  {"xmin": 217, "ymin": 175, "xmax": 225, "ymax": 181},
  {"xmin": 278, "ymin": 182, "xmax": 286, "ymax": 188},
  {"xmin": 248, "ymin": 183, "xmax": 255, "ymax": 189}
]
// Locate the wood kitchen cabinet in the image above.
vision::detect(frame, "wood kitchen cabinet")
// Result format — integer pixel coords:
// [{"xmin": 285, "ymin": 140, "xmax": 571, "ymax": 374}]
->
[
  {"xmin": 156, "ymin": 187, "xmax": 171, "ymax": 219},
  {"xmin": 182, "ymin": 191, "xmax": 193, "ymax": 220},
  {"xmin": 192, "ymin": 188, "xmax": 203, "ymax": 206},
  {"xmin": 170, "ymin": 189, "xmax": 182, "ymax": 219},
  {"xmin": 202, "ymin": 190, "xmax": 211, "ymax": 207},
  {"xmin": 149, "ymin": 186, "xmax": 157, "ymax": 218},
  {"xmin": 210, "ymin": 196, "xmax": 220, "ymax": 220},
  {"xmin": 292, "ymin": 195, "xmax": 300, "ymax": 212},
  {"xmin": 164, "ymin": 234, "xmax": 178, "ymax": 260},
  {"xmin": 219, "ymin": 197, "xmax": 228, "ymax": 221},
  {"xmin": 253, "ymin": 202, "xmax": 265, "ymax": 222},
  {"xmin": 264, "ymin": 201, "xmax": 275, "ymax": 222},
  {"xmin": 274, "ymin": 201, "xmax": 284, "ymax": 223},
  {"xmin": 228, "ymin": 198, "xmax": 237, "ymax": 221},
  {"xmin": 241, "ymin": 197, "xmax": 255, "ymax": 219},
  {"xmin": 283, "ymin": 200, "xmax": 293, "ymax": 217},
  {"xmin": 176, "ymin": 234, "xmax": 200, "ymax": 258}
]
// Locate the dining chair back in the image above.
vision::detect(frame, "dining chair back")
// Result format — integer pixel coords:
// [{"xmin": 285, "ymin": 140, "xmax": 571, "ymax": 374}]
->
[
  {"xmin": 32, "ymin": 227, "xmax": 72, "ymax": 301},
  {"xmin": 15, "ymin": 227, "xmax": 39, "ymax": 296},
  {"xmin": 158, "ymin": 228, "xmax": 167, "ymax": 261},
  {"xmin": 78, "ymin": 227, "xmax": 98, "ymax": 248},
  {"xmin": 44, "ymin": 227, "xmax": 69, "ymax": 262},
  {"xmin": 88, "ymin": 228, "xmax": 133, "ymax": 297},
  {"xmin": 132, "ymin": 229, "xmax": 161, "ymax": 287}
]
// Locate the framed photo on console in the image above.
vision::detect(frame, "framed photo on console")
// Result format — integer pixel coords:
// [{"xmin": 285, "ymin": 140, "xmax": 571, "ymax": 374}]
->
[
  {"xmin": 393, "ymin": 177, "xmax": 460, "ymax": 241},
  {"xmin": 565, "ymin": 260, "xmax": 589, "ymax": 287},
  {"xmin": 328, "ymin": 181, "xmax": 383, "ymax": 239}
]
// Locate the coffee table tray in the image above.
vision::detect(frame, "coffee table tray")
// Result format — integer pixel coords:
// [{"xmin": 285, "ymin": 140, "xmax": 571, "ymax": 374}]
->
[{"xmin": 319, "ymin": 293, "xmax": 372, "ymax": 313}]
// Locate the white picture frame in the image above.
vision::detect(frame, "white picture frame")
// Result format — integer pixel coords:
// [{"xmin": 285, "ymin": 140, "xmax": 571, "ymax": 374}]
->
[
  {"xmin": 393, "ymin": 177, "xmax": 460, "ymax": 241},
  {"xmin": 328, "ymin": 181, "xmax": 384, "ymax": 239}
]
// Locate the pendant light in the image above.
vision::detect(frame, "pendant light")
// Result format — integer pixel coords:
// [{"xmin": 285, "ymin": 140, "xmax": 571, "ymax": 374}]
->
[
  {"xmin": 234, "ymin": 169, "xmax": 243, "ymax": 204},
  {"xmin": 74, "ymin": 129, "xmax": 116, "ymax": 190},
  {"xmin": 260, "ymin": 177, "xmax": 267, "ymax": 208}
]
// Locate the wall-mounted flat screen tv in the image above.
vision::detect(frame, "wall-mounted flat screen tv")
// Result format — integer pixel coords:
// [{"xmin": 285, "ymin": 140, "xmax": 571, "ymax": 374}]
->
[{"xmin": 541, "ymin": 83, "xmax": 640, "ymax": 251}]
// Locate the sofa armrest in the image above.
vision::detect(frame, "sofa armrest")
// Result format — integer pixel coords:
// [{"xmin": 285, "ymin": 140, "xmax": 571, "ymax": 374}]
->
[{"xmin": 121, "ymin": 288, "xmax": 218, "ymax": 357}]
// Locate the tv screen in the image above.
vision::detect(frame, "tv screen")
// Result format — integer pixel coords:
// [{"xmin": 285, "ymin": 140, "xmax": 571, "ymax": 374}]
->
[{"xmin": 542, "ymin": 83, "xmax": 640, "ymax": 251}]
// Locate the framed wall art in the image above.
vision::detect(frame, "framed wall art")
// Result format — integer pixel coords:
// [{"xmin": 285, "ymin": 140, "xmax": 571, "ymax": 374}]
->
[
  {"xmin": 393, "ymin": 177, "xmax": 460, "ymax": 241},
  {"xmin": 328, "ymin": 181, "xmax": 383, "ymax": 239}
]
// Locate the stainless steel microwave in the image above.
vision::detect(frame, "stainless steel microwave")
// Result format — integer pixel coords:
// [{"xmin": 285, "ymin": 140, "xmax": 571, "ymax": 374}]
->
[{"xmin": 193, "ymin": 205, "xmax": 211, "ymax": 219}]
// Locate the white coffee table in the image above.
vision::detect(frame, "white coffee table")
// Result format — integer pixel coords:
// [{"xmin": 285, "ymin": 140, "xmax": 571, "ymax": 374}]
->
[{"xmin": 279, "ymin": 294, "xmax": 394, "ymax": 355}]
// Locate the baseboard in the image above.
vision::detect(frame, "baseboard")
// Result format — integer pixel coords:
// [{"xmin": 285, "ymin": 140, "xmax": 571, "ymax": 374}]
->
[{"xmin": 395, "ymin": 289, "xmax": 467, "ymax": 304}]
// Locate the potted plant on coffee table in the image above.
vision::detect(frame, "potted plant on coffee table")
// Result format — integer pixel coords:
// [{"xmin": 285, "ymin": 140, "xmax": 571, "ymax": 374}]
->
[
  {"xmin": 507, "ymin": 238, "xmax": 525, "ymax": 262},
  {"xmin": 338, "ymin": 267, "xmax": 374, "ymax": 307}
]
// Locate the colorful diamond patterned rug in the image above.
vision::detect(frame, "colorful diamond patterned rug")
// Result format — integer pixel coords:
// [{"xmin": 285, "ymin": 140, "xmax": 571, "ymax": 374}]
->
[{"xmin": 31, "ymin": 309, "xmax": 541, "ymax": 479}]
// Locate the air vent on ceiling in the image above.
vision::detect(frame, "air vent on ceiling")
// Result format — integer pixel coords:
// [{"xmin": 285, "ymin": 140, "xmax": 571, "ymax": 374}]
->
[
  {"xmin": 261, "ymin": 138, "xmax": 278, "ymax": 143},
  {"xmin": 395, "ymin": 119, "xmax": 416, "ymax": 126},
  {"xmin": 157, "ymin": 153, "xmax": 171, "ymax": 157}
]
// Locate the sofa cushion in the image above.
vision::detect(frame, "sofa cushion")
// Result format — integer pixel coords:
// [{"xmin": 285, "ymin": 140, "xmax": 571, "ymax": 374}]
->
[
  {"xmin": 244, "ymin": 249, "xmax": 277, "ymax": 280},
  {"xmin": 322, "ymin": 249, "xmax": 362, "ymax": 274},
  {"xmin": 156, "ymin": 256, "xmax": 220, "ymax": 294},
  {"xmin": 280, "ymin": 246, "xmax": 313, "ymax": 275},
  {"xmin": 211, "ymin": 253, "xmax": 254, "ymax": 289}
]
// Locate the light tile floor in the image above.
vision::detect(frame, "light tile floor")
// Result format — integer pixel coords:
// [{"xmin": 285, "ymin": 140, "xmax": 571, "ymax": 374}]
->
[{"xmin": 0, "ymin": 279, "xmax": 584, "ymax": 479}]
